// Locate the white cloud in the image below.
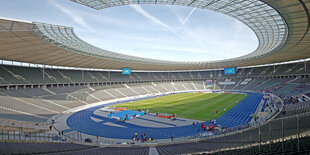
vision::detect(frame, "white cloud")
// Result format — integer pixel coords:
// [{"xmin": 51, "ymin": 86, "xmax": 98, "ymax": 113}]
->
[
  {"xmin": 166, "ymin": 6, "xmax": 203, "ymax": 47},
  {"xmin": 151, "ymin": 46, "xmax": 209, "ymax": 54},
  {"xmin": 49, "ymin": 0, "xmax": 95, "ymax": 32},
  {"xmin": 166, "ymin": 5, "xmax": 184, "ymax": 24},
  {"xmin": 129, "ymin": 4, "xmax": 183, "ymax": 38},
  {"xmin": 178, "ymin": 7, "xmax": 196, "ymax": 31},
  {"xmin": 166, "ymin": 5, "xmax": 196, "ymax": 31},
  {"xmin": 47, "ymin": 2, "xmax": 257, "ymax": 61},
  {"xmin": 180, "ymin": 27, "xmax": 206, "ymax": 48}
]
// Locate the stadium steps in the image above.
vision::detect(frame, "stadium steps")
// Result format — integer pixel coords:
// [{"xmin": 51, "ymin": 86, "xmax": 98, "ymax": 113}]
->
[
  {"xmin": 0, "ymin": 106, "xmax": 47, "ymax": 122},
  {"xmin": 1, "ymin": 66, "xmax": 30, "ymax": 84}
]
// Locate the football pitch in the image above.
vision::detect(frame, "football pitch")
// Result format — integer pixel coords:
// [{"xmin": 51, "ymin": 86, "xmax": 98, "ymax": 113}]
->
[{"xmin": 113, "ymin": 93, "xmax": 248, "ymax": 121}]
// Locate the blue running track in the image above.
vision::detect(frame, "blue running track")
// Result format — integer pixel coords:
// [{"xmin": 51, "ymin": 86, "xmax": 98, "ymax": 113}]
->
[{"xmin": 66, "ymin": 92, "xmax": 262, "ymax": 139}]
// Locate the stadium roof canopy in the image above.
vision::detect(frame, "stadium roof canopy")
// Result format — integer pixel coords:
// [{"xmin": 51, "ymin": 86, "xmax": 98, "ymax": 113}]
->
[{"xmin": 0, "ymin": 0, "xmax": 309, "ymax": 71}]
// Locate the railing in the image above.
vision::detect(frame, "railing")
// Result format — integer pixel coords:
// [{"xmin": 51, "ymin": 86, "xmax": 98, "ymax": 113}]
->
[
  {"xmin": 0, "ymin": 113, "xmax": 308, "ymax": 154},
  {"xmin": 0, "ymin": 118, "xmax": 47, "ymax": 130},
  {"xmin": 0, "ymin": 118, "xmax": 66, "ymax": 143},
  {"xmin": 56, "ymin": 112, "xmax": 310, "ymax": 153},
  {"xmin": 0, "ymin": 130, "xmax": 68, "ymax": 143},
  {"xmin": 155, "ymin": 112, "xmax": 310, "ymax": 154}
]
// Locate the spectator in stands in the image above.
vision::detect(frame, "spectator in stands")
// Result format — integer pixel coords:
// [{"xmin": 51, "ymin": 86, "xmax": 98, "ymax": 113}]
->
[
  {"xmin": 170, "ymin": 136, "xmax": 173, "ymax": 141},
  {"xmin": 201, "ymin": 123, "xmax": 205, "ymax": 131},
  {"xmin": 172, "ymin": 116, "xmax": 176, "ymax": 120},
  {"xmin": 209, "ymin": 124, "xmax": 213, "ymax": 131}
]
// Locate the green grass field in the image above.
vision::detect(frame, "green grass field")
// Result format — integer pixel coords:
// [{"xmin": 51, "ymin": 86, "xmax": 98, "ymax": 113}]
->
[{"xmin": 113, "ymin": 93, "xmax": 248, "ymax": 121}]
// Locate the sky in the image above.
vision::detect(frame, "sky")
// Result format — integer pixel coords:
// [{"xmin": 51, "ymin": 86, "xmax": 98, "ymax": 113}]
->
[{"xmin": 0, "ymin": 0, "xmax": 258, "ymax": 62}]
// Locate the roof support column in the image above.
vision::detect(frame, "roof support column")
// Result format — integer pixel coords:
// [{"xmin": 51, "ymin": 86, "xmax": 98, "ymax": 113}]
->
[
  {"xmin": 168, "ymin": 72, "xmax": 170, "ymax": 81},
  {"xmin": 82, "ymin": 70, "xmax": 84, "ymax": 81},
  {"xmin": 42, "ymin": 67, "xmax": 45, "ymax": 80}
]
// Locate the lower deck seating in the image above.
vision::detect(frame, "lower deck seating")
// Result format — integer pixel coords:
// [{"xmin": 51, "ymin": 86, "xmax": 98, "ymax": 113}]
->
[
  {"xmin": 0, "ymin": 142, "xmax": 96, "ymax": 154},
  {"xmin": 0, "ymin": 79, "xmax": 306, "ymax": 125},
  {"xmin": 156, "ymin": 135, "xmax": 310, "ymax": 155},
  {"xmin": 0, "ymin": 108, "xmax": 47, "ymax": 122},
  {"xmin": 205, "ymin": 136, "xmax": 310, "ymax": 155},
  {"xmin": 156, "ymin": 111, "xmax": 310, "ymax": 155},
  {"xmin": 156, "ymin": 142, "xmax": 219, "ymax": 155},
  {"xmin": 276, "ymin": 101, "xmax": 310, "ymax": 118},
  {"xmin": 62, "ymin": 146, "xmax": 149, "ymax": 155}
]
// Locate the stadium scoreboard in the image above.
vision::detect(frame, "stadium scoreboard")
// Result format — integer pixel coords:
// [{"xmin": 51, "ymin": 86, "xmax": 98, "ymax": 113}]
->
[
  {"xmin": 122, "ymin": 68, "xmax": 131, "ymax": 74},
  {"xmin": 224, "ymin": 68, "xmax": 236, "ymax": 74}
]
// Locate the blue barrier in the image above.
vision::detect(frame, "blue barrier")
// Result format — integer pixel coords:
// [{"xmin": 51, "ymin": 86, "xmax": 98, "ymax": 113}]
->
[{"xmin": 108, "ymin": 110, "xmax": 145, "ymax": 120}]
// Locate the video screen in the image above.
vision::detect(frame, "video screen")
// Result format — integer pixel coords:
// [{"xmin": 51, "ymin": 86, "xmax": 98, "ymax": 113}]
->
[
  {"xmin": 224, "ymin": 68, "xmax": 236, "ymax": 74},
  {"xmin": 122, "ymin": 68, "xmax": 131, "ymax": 75}
]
